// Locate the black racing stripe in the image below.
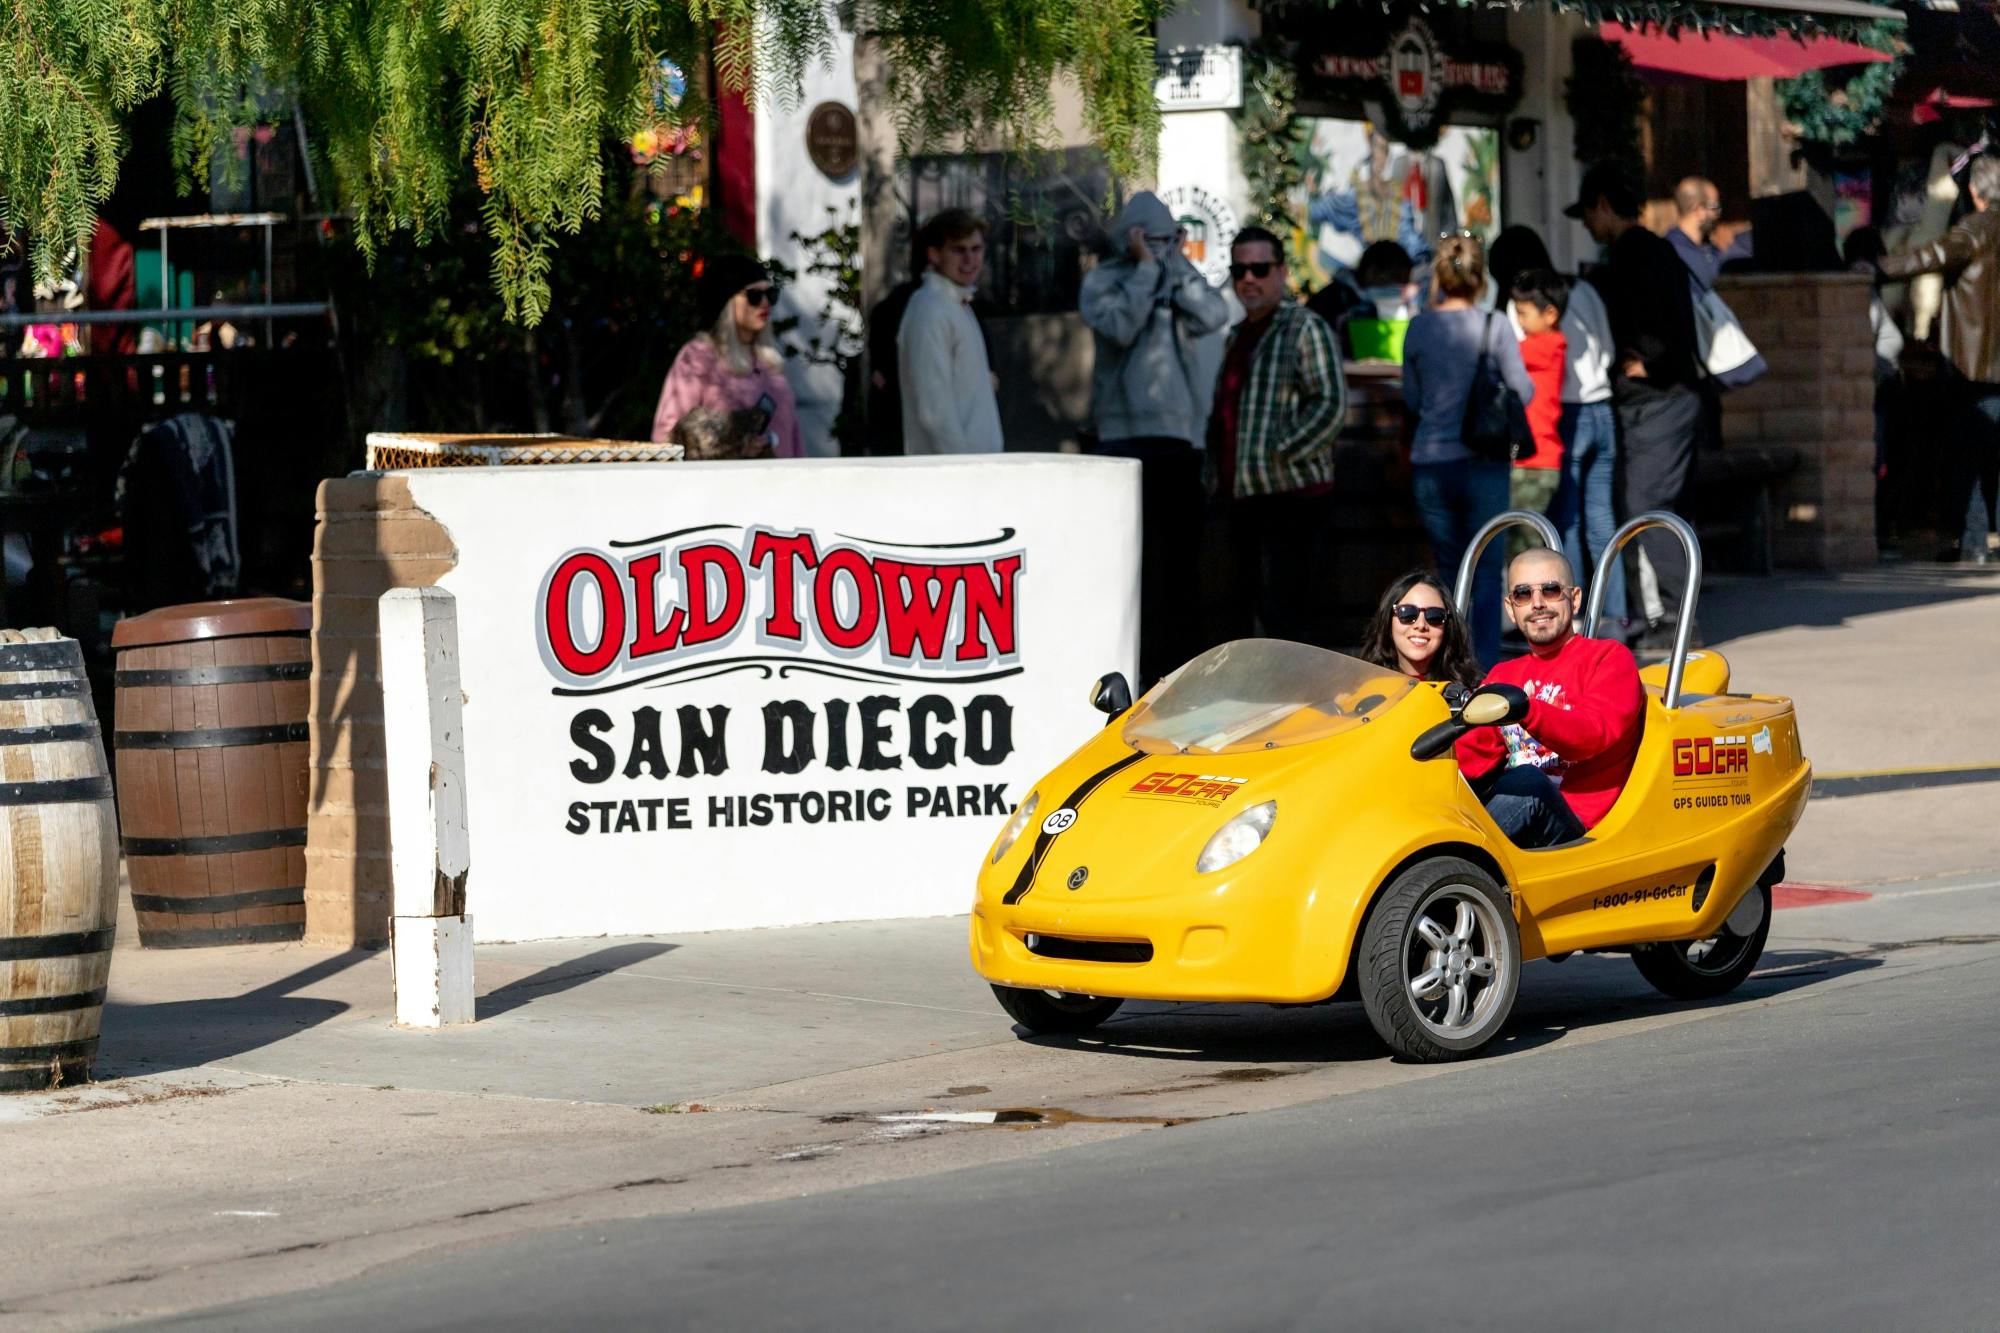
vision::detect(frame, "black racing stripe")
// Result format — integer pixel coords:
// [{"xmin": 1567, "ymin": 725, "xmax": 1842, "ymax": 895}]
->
[
  {"xmin": 0, "ymin": 721, "xmax": 101, "ymax": 746},
  {"xmin": 0, "ymin": 987, "xmax": 107, "ymax": 1017},
  {"xmin": 0, "ymin": 928, "xmax": 116, "ymax": 961},
  {"xmin": 114, "ymin": 721, "xmax": 309, "ymax": 750},
  {"xmin": 137, "ymin": 922, "xmax": 306, "ymax": 948},
  {"xmin": 0, "ymin": 775, "xmax": 113, "ymax": 806},
  {"xmin": 1001, "ymin": 751, "xmax": 1149, "ymax": 906},
  {"xmin": 132, "ymin": 886, "xmax": 305, "ymax": 915},
  {"xmin": 115, "ymin": 661, "xmax": 311, "ymax": 687},
  {"xmin": 0, "ymin": 639, "xmax": 82, "ymax": 670},
  {"xmin": 0, "ymin": 677, "xmax": 88, "ymax": 700},
  {"xmin": 121, "ymin": 826, "xmax": 305, "ymax": 857}
]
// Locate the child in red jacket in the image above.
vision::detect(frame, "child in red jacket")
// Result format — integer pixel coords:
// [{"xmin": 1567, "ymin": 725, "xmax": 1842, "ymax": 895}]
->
[{"xmin": 1508, "ymin": 270, "xmax": 1569, "ymax": 518}]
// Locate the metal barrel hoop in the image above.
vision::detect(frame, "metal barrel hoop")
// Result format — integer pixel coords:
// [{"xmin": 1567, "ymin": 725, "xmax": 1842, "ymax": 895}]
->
[
  {"xmin": 1451, "ymin": 509, "xmax": 1565, "ymax": 622},
  {"xmin": 1583, "ymin": 511, "xmax": 1703, "ymax": 709}
]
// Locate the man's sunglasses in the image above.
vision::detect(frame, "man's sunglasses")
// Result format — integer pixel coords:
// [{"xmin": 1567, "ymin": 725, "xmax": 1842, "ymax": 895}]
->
[
  {"xmin": 1393, "ymin": 604, "xmax": 1450, "ymax": 627},
  {"xmin": 1508, "ymin": 581, "xmax": 1570, "ymax": 605},
  {"xmin": 742, "ymin": 285, "xmax": 781, "ymax": 307},
  {"xmin": 1229, "ymin": 261, "xmax": 1279, "ymax": 280}
]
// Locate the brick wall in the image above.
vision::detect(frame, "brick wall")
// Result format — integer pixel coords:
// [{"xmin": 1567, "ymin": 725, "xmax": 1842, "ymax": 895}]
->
[
  {"xmin": 307, "ymin": 475, "xmax": 456, "ymax": 947},
  {"xmin": 1714, "ymin": 271, "xmax": 1878, "ymax": 569}
]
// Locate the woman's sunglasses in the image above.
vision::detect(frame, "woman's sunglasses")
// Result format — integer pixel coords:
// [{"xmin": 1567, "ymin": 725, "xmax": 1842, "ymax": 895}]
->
[
  {"xmin": 1229, "ymin": 261, "xmax": 1278, "ymax": 280},
  {"xmin": 1507, "ymin": 581, "xmax": 1569, "ymax": 605},
  {"xmin": 742, "ymin": 285, "xmax": 781, "ymax": 307},
  {"xmin": 1393, "ymin": 604, "xmax": 1450, "ymax": 627}
]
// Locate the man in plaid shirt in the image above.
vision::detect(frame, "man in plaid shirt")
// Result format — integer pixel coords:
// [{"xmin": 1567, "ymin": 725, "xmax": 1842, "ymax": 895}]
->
[{"xmin": 1208, "ymin": 226, "xmax": 1348, "ymax": 646}]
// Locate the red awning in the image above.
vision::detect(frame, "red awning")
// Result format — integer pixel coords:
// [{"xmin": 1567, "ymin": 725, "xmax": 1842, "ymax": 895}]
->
[{"xmin": 1601, "ymin": 22, "xmax": 1893, "ymax": 82}]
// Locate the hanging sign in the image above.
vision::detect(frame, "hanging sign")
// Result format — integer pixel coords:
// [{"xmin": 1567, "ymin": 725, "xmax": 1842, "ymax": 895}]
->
[{"xmin": 1295, "ymin": 14, "xmax": 1522, "ymax": 148}]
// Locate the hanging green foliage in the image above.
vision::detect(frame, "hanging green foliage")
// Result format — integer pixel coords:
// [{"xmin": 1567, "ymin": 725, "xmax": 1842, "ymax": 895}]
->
[
  {"xmin": 1235, "ymin": 44, "xmax": 1316, "ymax": 280},
  {"xmin": 1, "ymin": 0, "xmax": 1166, "ymax": 326},
  {"xmin": 1564, "ymin": 36, "xmax": 1647, "ymax": 172},
  {"xmin": 1778, "ymin": 24, "xmax": 1906, "ymax": 148}
]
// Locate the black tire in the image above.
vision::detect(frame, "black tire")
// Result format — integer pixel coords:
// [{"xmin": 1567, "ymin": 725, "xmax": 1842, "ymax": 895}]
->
[
  {"xmin": 990, "ymin": 985, "xmax": 1124, "ymax": 1034},
  {"xmin": 1358, "ymin": 857, "xmax": 1520, "ymax": 1062},
  {"xmin": 1633, "ymin": 880, "xmax": 1772, "ymax": 1000}
]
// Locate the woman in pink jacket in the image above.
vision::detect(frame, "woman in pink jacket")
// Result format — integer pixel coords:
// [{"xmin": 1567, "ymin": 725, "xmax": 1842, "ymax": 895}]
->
[{"xmin": 651, "ymin": 253, "xmax": 803, "ymax": 458}]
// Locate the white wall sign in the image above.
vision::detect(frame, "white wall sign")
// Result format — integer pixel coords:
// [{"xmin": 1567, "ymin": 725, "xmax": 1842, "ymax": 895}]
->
[
  {"xmin": 397, "ymin": 455, "xmax": 1139, "ymax": 941},
  {"xmin": 1155, "ymin": 45, "xmax": 1243, "ymax": 112}
]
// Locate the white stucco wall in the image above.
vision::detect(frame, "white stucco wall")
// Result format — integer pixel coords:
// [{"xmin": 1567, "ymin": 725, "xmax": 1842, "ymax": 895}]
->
[{"xmin": 757, "ymin": 14, "xmax": 861, "ymax": 458}]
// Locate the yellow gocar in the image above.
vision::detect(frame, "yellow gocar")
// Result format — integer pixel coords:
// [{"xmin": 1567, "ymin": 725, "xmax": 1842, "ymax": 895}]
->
[{"xmin": 970, "ymin": 518, "xmax": 1810, "ymax": 1062}]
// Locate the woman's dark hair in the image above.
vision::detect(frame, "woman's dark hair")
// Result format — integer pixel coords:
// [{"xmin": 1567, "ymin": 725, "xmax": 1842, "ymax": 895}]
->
[
  {"xmin": 1486, "ymin": 225, "xmax": 1553, "ymax": 308},
  {"xmin": 1357, "ymin": 570, "xmax": 1483, "ymax": 688}
]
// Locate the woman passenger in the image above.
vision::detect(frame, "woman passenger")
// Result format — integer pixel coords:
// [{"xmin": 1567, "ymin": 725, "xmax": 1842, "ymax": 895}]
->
[{"xmin": 1357, "ymin": 570, "xmax": 1482, "ymax": 689}]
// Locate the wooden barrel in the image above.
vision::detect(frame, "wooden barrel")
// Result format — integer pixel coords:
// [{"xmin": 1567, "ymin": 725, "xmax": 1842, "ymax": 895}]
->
[
  {"xmin": 112, "ymin": 599, "xmax": 312, "ymax": 948},
  {"xmin": 1, "ymin": 629, "xmax": 119, "ymax": 1092}
]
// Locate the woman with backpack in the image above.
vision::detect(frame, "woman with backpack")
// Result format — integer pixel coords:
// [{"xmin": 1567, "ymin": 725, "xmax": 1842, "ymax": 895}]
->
[{"xmin": 1401, "ymin": 232, "xmax": 1535, "ymax": 666}]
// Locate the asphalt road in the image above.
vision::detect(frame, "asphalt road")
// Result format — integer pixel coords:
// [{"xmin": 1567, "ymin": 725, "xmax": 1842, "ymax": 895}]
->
[{"xmin": 166, "ymin": 887, "xmax": 2000, "ymax": 1333}]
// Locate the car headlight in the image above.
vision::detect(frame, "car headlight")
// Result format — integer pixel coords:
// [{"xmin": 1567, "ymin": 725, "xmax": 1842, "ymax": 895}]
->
[
  {"xmin": 990, "ymin": 791, "xmax": 1041, "ymax": 865},
  {"xmin": 1195, "ymin": 801, "xmax": 1276, "ymax": 874}
]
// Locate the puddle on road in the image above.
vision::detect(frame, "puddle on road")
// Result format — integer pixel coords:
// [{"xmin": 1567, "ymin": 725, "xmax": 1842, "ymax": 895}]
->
[{"xmin": 874, "ymin": 1107, "xmax": 1208, "ymax": 1130}]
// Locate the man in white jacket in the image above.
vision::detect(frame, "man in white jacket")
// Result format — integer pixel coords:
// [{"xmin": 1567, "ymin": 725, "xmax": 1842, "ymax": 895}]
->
[{"xmin": 897, "ymin": 209, "xmax": 1005, "ymax": 455}]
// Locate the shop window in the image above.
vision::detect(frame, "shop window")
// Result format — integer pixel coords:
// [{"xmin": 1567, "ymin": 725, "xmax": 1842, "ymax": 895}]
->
[{"xmin": 1290, "ymin": 118, "xmax": 1503, "ymax": 289}]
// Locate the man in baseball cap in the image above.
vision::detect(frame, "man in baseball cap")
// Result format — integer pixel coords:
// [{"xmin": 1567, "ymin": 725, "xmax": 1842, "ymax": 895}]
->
[{"xmin": 1567, "ymin": 162, "xmax": 1701, "ymax": 652}]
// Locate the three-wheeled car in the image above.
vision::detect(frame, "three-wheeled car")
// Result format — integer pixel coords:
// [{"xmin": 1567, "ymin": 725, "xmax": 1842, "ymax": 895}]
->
[{"xmin": 969, "ymin": 512, "xmax": 1811, "ymax": 1060}]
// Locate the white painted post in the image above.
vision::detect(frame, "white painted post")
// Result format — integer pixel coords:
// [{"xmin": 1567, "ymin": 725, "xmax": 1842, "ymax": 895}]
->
[{"xmin": 380, "ymin": 586, "xmax": 474, "ymax": 1027}]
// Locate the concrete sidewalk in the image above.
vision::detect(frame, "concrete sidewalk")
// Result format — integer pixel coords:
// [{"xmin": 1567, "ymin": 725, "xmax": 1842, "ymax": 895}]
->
[{"xmin": 1, "ymin": 563, "xmax": 1996, "ymax": 1329}]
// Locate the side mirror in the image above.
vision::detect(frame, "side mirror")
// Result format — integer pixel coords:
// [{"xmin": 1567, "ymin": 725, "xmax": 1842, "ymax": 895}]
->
[
  {"xmin": 1410, "ymin": 684, "xmax": 1531, "ymax": 761},
  {"xmin": 1461, "ymin": 683, "xmax": 1530, "ymax": 727},
  {"xmin": 1090, "ymin": 671, "xmax": 1133, "ymax": 719}
]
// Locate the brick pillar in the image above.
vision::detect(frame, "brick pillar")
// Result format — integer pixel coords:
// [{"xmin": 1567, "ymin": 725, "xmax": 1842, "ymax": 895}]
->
[
  {"xmin": 307, "ymin": 475, "xmax": 457, "ymax": 947},
  {"xmin": 1714, "ymin": 272, "xmax": 1878, "ymax": 570}
]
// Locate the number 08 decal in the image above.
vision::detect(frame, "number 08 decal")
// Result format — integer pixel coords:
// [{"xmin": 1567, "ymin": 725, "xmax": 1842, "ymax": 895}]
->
[{"xmin": 1041, "ymin": 808, "xmax": 1078, "ymax": 836}]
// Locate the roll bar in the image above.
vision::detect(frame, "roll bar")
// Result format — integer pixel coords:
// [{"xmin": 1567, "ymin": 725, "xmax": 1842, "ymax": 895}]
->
[
  {"xmin": 1451, "ymin": 509, "xmax": 1564, "ymax": 620},
  {"xmin": 1583, "ymin": 511, "xmax": 1703, "ymax": 710}
]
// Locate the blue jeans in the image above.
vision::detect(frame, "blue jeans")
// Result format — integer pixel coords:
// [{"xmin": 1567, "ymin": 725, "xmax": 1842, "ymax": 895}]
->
[
  {"xmin": 1550, "ymin": 402, "xmax": 1626, "ymax": 631},
  {"xmin": 1412, "ymin": 458, "xmax": 1511, "ymax": 668},
  {"xmin": 1477, "ymin": 764, "xmax": 1586, "ymax": 849}
]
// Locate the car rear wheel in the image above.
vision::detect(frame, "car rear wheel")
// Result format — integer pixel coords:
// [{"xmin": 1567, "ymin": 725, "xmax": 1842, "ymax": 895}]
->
[
  {"xmin": 1633, "ymin": 880, "xmax": 1772, "ymax": 1000},
  {"xmin": 1358, "ymin": 858, "xmax": 1519, "ymax": 1062},
  {"xmin": 990, "ymin": 985, "xmax": 1124, "ymax": 1034}
]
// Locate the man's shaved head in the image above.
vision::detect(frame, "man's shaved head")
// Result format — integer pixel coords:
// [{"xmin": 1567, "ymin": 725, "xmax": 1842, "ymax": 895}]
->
[{"xmin": 1508, "ymin": 547, "xmax": 1574, "ymax": 587}]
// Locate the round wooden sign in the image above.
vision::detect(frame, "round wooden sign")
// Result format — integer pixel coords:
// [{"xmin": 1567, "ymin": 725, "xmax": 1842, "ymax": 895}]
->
[{"xmin": 806, "ymin": 102, "xmax": 859, "ymax": 180}]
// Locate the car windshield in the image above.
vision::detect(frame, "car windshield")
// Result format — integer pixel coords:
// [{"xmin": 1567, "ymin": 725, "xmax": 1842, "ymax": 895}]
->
[{"xmin": 1120, "ymin": 639, "xmax": 1417, "ymax": 755}]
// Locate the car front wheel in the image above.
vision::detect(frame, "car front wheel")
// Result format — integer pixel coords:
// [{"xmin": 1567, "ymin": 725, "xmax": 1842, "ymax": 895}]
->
[
  {"xmin": 990, "ymin": 985, "xmax": 1124, "ymax": 1035},
  {"xmin": 1358, "ymin": 858, "xmax": 1520, "ymax": 1062}
]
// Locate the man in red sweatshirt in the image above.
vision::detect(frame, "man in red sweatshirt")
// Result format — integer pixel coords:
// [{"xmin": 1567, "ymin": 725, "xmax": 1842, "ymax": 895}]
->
[{"xmin": 1454, "ymin": 547, "xmax": 1644, "ymax": 847}]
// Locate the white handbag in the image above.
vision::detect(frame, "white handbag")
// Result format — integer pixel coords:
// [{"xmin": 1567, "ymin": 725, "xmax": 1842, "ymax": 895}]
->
[{"xmin": 1694, "ymin": 288, "xmax": 1767, "ymax": 389}]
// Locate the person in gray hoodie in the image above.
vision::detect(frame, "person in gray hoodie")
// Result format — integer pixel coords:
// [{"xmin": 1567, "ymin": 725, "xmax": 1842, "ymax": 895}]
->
[{"xmin": 1079, "ymin": 191, "xmax": 1231, "ymax": 684}]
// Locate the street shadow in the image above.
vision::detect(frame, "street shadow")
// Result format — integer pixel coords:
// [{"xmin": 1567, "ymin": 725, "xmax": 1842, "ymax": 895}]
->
[
  {"xmin": 95, "ymin": 949, "xmax": 376, "ymax": 1079},
  {"xmin": 1015, "ymin": 947, "xmax": 1884, "ymax": 1068},
  {"xmin": 476, "ymin": 942, "xmax": 677, "ymax": 1019},
  {"xmin": 1701, "ymin": 567, "xmax": 2000, "ymax": 644}
]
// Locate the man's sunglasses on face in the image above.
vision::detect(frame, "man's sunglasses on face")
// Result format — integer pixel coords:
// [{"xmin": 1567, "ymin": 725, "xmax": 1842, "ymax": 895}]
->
[
  {"xmin": 1393, "ymin": 604, "xmax": 1450, "ymax": 627},
  {"xmin": 1508, "ymin": 581, "xmax": 1569, "ymax": 605},
  {"xmin": 1230, "ymin": 261, "xmax": 1278, "ymax": 280}
]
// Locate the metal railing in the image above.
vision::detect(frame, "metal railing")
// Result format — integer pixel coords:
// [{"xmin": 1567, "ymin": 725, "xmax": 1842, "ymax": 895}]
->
[
  {"xmin": 1452, "ymin": 508, "xmax": 1563, "ymax": 619},
  {"xmin": 1584, "ymin": 511, "xmax": 1703, "ymax": 709}
]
